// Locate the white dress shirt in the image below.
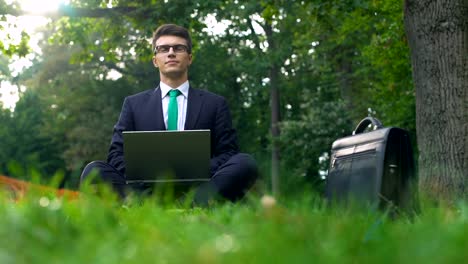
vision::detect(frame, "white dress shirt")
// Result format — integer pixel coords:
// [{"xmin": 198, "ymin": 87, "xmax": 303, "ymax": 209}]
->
[{"xmin": 159, "ymin": 81, "xmax": 189, "ymax": 130}]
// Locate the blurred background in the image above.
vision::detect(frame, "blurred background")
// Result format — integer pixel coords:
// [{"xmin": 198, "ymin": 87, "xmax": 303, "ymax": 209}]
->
[{"xmin": 0, "ymin": 0, "xmax": 415, "ymax": 195}]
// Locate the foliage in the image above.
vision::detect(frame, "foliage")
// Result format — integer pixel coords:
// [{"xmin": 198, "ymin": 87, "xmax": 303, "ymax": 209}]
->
[
  {"xmin": 0, "ymin": 0, "xmax": 416, "ymax": 193},
  {"xmin": 276, "ymin": 0, "xmax": 414, "ymax": 188},
  {"xmin": 0, "ymin": 90, "xmax": 66, "ymax": 181},
  {"xmin": 0, "ymin": 0, "xmax": 31, "ymax": 57},
  {"xmin": 279, "ymin": 98, "xmax": 352, "ymax": 188},
  {"xmin": 0, "ymin": 190, "xmax": 466, "ymax": 263},
  {"xmin": 0, "ymin": 54, "xmax": 11, "ymax": 82}
]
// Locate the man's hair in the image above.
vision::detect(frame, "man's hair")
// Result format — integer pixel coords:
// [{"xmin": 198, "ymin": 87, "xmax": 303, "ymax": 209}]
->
[{"xmin": 152, "ymin": 24, "xmax": 192, "ymax": 54}]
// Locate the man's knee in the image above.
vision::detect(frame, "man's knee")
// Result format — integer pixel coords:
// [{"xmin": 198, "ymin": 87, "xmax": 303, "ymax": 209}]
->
[
  {"xmin": 80, "ymin": 161, "xmax": 127, "ymax": 197},
  {"xmin": 80, "ymin": 160, "xmax": 108, "ymax": 183},
  {"xmin": 231, "ymin": 153, "xmax": 258, "ymax": 181},
  {"xmin": 214, "ymin": 153, "xmax": 258, "ymax": 201}
]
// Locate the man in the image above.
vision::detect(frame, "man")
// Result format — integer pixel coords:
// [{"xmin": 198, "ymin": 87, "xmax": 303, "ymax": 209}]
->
[{"xmin": 80, "ymin": 24, "xmax": 258, "ymax": 204}]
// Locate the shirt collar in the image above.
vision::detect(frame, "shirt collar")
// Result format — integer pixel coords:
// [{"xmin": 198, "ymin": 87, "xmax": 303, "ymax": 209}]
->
[{"xmin": 159, "ymin": 81, "xmax": 189, "ymax": 98}]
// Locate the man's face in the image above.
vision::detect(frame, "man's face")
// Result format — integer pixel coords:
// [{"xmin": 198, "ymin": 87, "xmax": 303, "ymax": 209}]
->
[{"xmin": 152, "ymin": 35, "xmax": 192, "ymax": 79}]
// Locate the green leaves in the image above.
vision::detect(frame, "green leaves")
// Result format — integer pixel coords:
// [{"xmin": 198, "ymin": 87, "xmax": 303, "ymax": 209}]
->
[
  {"xmin": 0, "ymin": 191, "xmax": 466, "ymax": 263},
  {"xmin": 0, "ymin": 27, "xmax": 31, "ymax": 57},
  {"xmin": 0, "ymin": 0, "xmax": 415, "ymax": 192}
]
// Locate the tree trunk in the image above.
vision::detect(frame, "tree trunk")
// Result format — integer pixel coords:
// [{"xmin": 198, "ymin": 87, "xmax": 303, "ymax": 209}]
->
[
  {"xmin": 265, "ymin": 23, "xmax": 281, "ymax": 196},
  {"xmin": 270, "ymin": 65, "xmax": 280, "ymax": 197},
  {"xmin": 404, "ymin": 0, "xmax": 468, "ymax": 201}
]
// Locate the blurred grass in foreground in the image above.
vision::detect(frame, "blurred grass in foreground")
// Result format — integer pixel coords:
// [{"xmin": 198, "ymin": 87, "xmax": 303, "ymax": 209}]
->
[{"xmin": 0, "ymin": 185, "xmax": 467, "ymax": 264}]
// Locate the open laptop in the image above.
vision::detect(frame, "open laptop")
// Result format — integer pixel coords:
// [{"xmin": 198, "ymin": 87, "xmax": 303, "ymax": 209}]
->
[{"xmin": 123, "ymin": 130, "xmax": 211, "ymax": 184}]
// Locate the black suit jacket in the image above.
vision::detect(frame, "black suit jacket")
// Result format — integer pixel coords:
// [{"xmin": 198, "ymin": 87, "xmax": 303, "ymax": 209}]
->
[{"xmin": 107, "ymin": 86, "xmax": 240, "ymax": 176}]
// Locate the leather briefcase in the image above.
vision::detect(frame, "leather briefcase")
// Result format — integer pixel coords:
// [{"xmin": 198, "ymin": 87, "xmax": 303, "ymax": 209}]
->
[{"xmin": 326, "ymin": 117, "xmax": 418, "ymax": 212}]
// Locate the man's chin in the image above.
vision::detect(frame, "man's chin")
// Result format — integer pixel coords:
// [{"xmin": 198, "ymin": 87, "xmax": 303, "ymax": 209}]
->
[{"xmin": 162, "ymin": 70, "xmax": 186, "ymax": 79}]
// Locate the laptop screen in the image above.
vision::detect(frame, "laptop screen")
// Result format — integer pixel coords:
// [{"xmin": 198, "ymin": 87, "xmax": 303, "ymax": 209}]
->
[{"xmin": 123, "ymin": 130, "xmax": 211, "ymax": 183}]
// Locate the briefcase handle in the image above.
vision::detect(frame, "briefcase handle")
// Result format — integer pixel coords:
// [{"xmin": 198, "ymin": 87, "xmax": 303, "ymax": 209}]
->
[{"xmin": 353, "ymin": 117, "xmax": 384, "ymax": 135}]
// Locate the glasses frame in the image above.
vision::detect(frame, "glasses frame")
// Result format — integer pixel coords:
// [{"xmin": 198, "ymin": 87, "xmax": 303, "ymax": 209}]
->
[{"xmin": 154, "ymin": 44, "xmax": 189, "ymax": 54}]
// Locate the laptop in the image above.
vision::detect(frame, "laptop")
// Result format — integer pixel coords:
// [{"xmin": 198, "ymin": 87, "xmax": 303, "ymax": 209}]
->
[{"xmin": 123, "ymin": 130, "xmax": 211, "ymax": 184}]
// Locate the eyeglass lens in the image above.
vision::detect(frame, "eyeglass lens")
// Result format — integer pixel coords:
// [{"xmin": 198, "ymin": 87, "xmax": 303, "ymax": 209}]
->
[{"xmin": 155, "ymin": 45, "xmax": 187, "ymax": 53}]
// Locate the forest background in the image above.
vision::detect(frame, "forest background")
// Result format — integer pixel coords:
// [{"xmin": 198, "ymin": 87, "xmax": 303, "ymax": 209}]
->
[{"xmin": 0, "ymin": 0, "xmax": 464, "ymax": 200}]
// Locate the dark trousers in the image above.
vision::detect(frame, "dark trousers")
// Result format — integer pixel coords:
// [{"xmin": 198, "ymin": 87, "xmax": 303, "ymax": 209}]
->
[{"xmin": 80, "ymin": 153, "xmax": 258, "ymax": 204}]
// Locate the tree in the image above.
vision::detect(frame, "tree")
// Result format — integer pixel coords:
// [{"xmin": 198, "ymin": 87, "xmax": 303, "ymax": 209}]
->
[
  {"xmin": 0, "ymin": 90, "xmax": 66, "ymax": 180},
  {"xmin": 1, "ymin": 0, "xmax": 421, "ymax": 196},
  {"xmin": 17, "ymin": 26, "xmax": 156, "ymax": 177},
  {"xmin": 404, "ymin": 0, "xmax": 467, "ymax": 201},
  {"xmin": 201, "ymin": 1, "xmax": 336, "ymax": 195}
]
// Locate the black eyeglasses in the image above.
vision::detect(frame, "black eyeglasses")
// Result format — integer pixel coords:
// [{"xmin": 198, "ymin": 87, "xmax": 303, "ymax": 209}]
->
[{"xmin": 154, "ymin": 44, "xmax": 189, "ymax": 54}]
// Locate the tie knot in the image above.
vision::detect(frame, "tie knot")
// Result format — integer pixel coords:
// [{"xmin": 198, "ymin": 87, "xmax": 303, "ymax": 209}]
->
[{"xmin": 169, "ymin": 89, "xmax": 181, "ymax": 98}]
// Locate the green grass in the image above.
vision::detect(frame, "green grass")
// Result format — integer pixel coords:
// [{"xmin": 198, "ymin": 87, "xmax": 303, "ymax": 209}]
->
[{"xmin": 0, "ymin": 187, "xmax": 467, "ymax": 264}]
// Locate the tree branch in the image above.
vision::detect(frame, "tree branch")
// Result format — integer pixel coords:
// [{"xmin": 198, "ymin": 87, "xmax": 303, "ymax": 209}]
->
[{"xmin": 247, "ymin": 16, "xmax": 263, "ymax": 52}]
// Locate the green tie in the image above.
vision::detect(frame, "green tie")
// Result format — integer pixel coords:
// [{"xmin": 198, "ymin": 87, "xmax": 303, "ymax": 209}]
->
[{"xmin": 167, "ymin": 89, "xmax": 181, "ymax": 130}]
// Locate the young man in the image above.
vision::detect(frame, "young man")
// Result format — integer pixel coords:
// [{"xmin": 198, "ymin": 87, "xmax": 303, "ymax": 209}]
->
[{"xmin": 80, "ymin": 24, "xmax": 258, "ymax": 204}]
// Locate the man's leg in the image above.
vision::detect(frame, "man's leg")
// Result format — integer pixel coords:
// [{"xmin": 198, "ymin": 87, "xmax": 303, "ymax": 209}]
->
[
  {"xmin": 195, "ymin": 153, "xmax": 258, "ymax": 204},
  {"xmin": 80, "ymin": 161, "xmax": 127, "ymax": 198}
]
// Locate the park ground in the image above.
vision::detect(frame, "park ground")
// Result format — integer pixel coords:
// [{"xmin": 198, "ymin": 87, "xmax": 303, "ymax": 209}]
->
[{"xmin": 0, "ymin": 177, "xmax": 466, "ymax": 264}]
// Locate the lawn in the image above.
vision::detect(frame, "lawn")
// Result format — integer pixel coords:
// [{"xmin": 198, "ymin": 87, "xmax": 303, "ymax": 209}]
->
[{"xmin": 0, "ymin": 186, "xmax": 466, "ymax": 264}]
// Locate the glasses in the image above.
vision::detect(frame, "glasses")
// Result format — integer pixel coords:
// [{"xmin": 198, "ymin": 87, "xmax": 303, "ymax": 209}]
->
[{"xmin": 154, "ymin": 44, "xmax": 189, "ymax": 54}]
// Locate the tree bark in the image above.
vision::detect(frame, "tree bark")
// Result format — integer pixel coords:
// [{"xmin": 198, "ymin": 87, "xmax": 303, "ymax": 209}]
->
[
  {"xmin": 404, "ymin": 0, "xmax": 468, "ymax": 201},
  {"xmin": 270, "ymin": 65, "xmax": 281, "ymax": 197},
  {"xmin": 265, "ymin": 23, "xmax": 281, "ymax": 196}
]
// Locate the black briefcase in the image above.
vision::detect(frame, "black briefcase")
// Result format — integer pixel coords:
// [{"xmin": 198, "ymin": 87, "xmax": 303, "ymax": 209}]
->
[{"xmin": 326, "ymin": 117, "xmax": 418, "ymax": 212}]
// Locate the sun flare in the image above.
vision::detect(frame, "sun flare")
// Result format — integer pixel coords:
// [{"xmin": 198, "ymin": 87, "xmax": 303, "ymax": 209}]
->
[
  {"xmin": 19, "ymin": 0, "xmax": 69, "ymax": 14},
  {"xmin": 0, "ymin": 1, "xmax": 69, "ymax": 109}
]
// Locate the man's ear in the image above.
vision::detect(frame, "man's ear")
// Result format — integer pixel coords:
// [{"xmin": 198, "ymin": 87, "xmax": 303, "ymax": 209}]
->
[
  {"xmin": 152, "ymin": 56, "xmax": 159, "ymax": 68},
  {"xmin": 188, "ymin": 54, "xmax": 193, "ymax": 65}
]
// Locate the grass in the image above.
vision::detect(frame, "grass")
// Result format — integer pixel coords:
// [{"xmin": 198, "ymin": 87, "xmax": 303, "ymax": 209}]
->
[{"xmin": 0, "ymin": 185, "xmax": 467, "ymax": 264}]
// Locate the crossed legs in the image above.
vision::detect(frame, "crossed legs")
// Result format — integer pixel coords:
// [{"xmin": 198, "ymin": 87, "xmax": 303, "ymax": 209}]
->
[{"xmin": 80, "ymin": 153, "xmax": 258, "ymax": 203}]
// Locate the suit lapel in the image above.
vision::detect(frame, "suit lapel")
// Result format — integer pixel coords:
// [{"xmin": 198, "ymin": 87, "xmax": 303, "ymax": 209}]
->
[
  {"xmin": 184, "ymin": 86, "xmax": 203, "ymax": 130},
  {"xmin": 150, "ymin": 86, "xmax": 166, "ymax": 130}
]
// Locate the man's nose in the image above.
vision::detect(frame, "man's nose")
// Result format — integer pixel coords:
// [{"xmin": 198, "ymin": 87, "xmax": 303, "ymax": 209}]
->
[{"xmin": 167, "ymin": 48, "xmax": 176, "ymax": 57}]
